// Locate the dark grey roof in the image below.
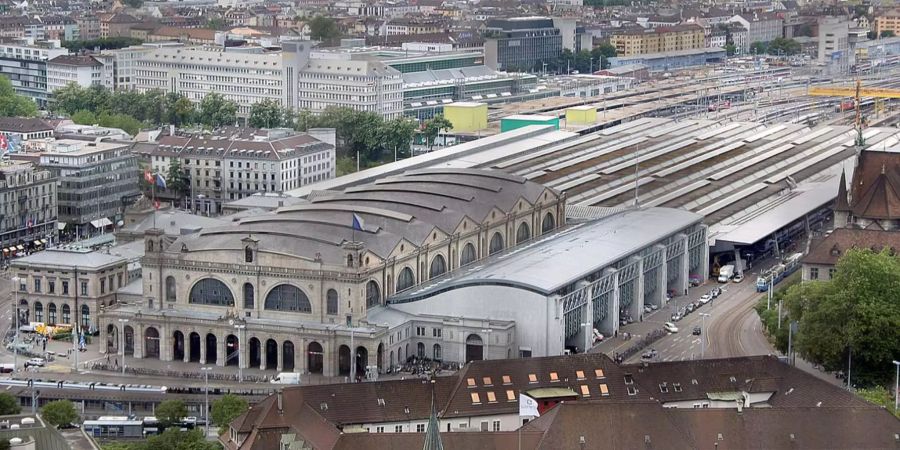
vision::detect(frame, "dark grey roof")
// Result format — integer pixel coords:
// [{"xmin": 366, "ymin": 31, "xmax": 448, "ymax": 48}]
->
[
  {"xmin": 174, "ymin": 169, "xmax": 552, "ymax": 264},
  {"xmin": 0, "ymin": 117, "xmax": 53, "ymax": 133}
]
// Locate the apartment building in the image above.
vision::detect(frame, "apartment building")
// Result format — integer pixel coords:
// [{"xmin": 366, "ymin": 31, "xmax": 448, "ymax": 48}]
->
[
  {"xmin": 483, "ymin": 17, "xmax": 563, "ymax": 72},
  {"xmin": 874, "ymin": 10, "xmax": 900, "ymax": 37},
  {"xmin": 28, "ymin": 139, "xmax": 140, "ymax": 238},
  {"xmin": 41, "ymin": 15, "xmax": 80, "ymax": 42},
  {"xmin": 102, "ymin": 44, "xmax": 165, "ymax": 91},
  {"xmin": 144, "ymin": 128, "xmax": 335, "ymax": 214},
  {"xmin": 133, "ymin": 42, "xmax": 311, "ymax": 118},
  {"xmin": 47, "ymin": 54, "xmax": 115, "ymax": 93},
  {"xmin": 100, "ymin": 13, "xmax": 141, "ymax": 39},
  {"xmin": 0, "ymin": 37, "xmax": 68, "ymax": 107},
  {"xmin": 610, "ymin": 24, "xmax": 706, "ymax": 56},
  {"xmin": 382, "ymin": 18, "xmax": 448, "ymax": 36},
  {"xmin": 0, "ymin": 162, "xmax": 57, "ymax": 259},
  {"xmin": 729, "ymin": 13, "xmax": 783, "ymax": 48},
  {"xmin": 298, "ymin": 58, "xmax": 403, "ymax": 119}
]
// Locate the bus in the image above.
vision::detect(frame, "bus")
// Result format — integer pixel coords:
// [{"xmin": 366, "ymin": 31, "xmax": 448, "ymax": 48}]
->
[{"xmin": 82, "ymin": 416, "xmax": 144, "ymax": 439}]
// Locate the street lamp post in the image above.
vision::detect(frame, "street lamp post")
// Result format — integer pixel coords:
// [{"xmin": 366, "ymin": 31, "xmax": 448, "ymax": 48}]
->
[
  {"xmin": 11, "ymin": 277, "xmax": 19, "ymax": 373},
  {"xmin": 201, "ymin": 366, "xmax": 212, "ymax": 437},
  {"xmin": 893, "ymin": 360, "xmax": 900, "ymax": 414},
  {"xmin": 349, "ymin": 327, "xmax": 355, "ymax": 382},
  {"xmin": 699, "ymin": 313, "xmax": 710, "ymax": 358},
  {"xmin": 118, "ymin": 318, "xmax": 129, "ymax": 376},
  {"xmin": 480, "ymin": 328, "xmax": 493, "ymax": 360}
]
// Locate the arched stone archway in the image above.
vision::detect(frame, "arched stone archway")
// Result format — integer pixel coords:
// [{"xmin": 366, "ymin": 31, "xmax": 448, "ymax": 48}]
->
[
  {"xmin": 355, "ymin": 346, "xmax": 368, "ymax": 376},
  {"xmin": 307, "ymin": 342, "xmax": 323, "ymax": 374},
  {"xmin": 225, "ymin": 334, "xmax": 239, "ymax": 366},
  {"xmin": 265, "ymin": 339, "xmax": 278, "ymax": 370},
  {"xmin": 205, "ymin": 334, "xmax": 218, "ymax": 365},
  {"xmin": 173, "ymin": 330, "xmax": 185, "ymax": 361},
  {"xmin": 189, "ymin": 332, "xmax": 201, "ymax": 362},
  {"xmin": 376, "ymin": 343, "xmax": 384, "ymax": 372},
  {"xmin": 106, "ymin": 324, "xmax": 118, "ymax": 353},
  {"xmin": 124, "ymin": 326, "xmax": 134, "ymax": 356},
  {"xmin": 144, "ymin": 327, "xmax": 160, "ymax": 359},
  {"xmin": 338, "ymin": 345, "xmax": 351, "ymax": 376},
  {"xmin": 249, "ymin": 337, "xmax": 261, "ymax": 368},
  {"xmin": 465, "ymin": 334, "xmax": 483, "ymax": 362},
  {"xmin": 283, "ymin": 341, "xmax": 295, "ymax": 371}
]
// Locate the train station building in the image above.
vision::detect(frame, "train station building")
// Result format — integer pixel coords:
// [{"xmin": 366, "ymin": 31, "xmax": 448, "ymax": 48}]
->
[{"xmin": 99, "ymin": 168, "xmax": 706, "ymax": 376}]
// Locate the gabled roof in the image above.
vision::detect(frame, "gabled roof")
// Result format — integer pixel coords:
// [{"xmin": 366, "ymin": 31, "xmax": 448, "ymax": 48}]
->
[
  {"xmin": 834, "ymin": 169, "xmax": 850, "ymax": 212},
  {"xmin": 803, "ymin": 228, "xmax": 900, "ymax": 266},
  {"xmin": 0, "ymin": 117, "xmax": 52, "ymax": 133}
]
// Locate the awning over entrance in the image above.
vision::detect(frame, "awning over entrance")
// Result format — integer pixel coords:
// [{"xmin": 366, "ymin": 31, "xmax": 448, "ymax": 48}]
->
[
  {"xmin": 16, "ymin": 245, "xmax": 24, "ymax": 251},
  {"xmin": 57, "ymin": 222, "xmax": 66, "ymax": 230},
  {"xmin": 90, "ymin": 218, "xmax": 113, "ymax": 228},
  {"xmin": 33, "ymin": 240, "xmax": 41, "ymax": 246}
]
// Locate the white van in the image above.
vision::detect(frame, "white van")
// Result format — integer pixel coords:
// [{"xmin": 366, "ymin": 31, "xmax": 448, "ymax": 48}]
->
[{"xmin": 270, "ymin": 372, "xmax": 301, "ymax": 385}]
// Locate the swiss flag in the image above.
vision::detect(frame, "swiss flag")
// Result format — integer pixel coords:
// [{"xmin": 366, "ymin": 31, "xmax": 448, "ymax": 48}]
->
[{"xmin": 144, "ymin": 170, "xmax": 154, "ymax": 183}]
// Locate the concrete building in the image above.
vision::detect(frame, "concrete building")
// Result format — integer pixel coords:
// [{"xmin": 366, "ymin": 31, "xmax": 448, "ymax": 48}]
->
[
  {"xmin": 817, "ymin": 17, "xmax": 850, "ymax": 65},
  {"xmin": 28, "ymin": 139, "xmax": 140, "ymax": 239},
  {"xmin": 0, "ymin": 118, "xmax": 54, "ymax": 144},
  {"xmin": 46, "ymin": 54, "xmax": 114, "ymax": 93},
  {"xmin": 298, "ymin": 58, "xmax": 403, "ymax": 119},
  {"xmin": 874, "ymin": 9, "xmax": 900, "ymax": 37},
  {"xmin": 10, "ymin": 242, "xmax": 143, "ymax": 332},
  {"xmin": 143, "ymin": 127, "xmax": 335, "ymax": 214},
  {"xmin": 551, "ymin": 17, "xmax": 592, "ymax": 53},
  {"xmin": 610, "ymin": 24, "xmax": 707, "ymax": 56},
  {"xmin": 0, "ymin": 38, "xmax": 68, "ymax": 107},
  {"xmin": 483, "ymin": 17, "xmax": 563, "ymax": 72},
  {"xmin": 0, "ymin": 162, "xmax": 56, "ymax": 259},
  {"xmin": 102, "ymin": 45, "xmax": 159, "ymax": 91},
  {"xmin": 729, "ymin": 13, "xmax": 783, "ymax": 47},
  {"xmin": 133, "ymin": 42, "xmax": 312, "ymax": 119},
  {"xmin": 41, "ymin": 15, "xmax": 79, "ymax": 43}
]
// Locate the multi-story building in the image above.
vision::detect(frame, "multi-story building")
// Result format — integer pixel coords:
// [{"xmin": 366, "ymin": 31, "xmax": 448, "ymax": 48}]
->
[
  {"xmin": 610, "ymin": 24, "xmax": 706, "ymax": 56},
  {"xmin": 0, "ymin": 118, "xmax": 54, "ymax": 143},
  {"xmin": 100, "ymin": 13, "xmax": 141, "ymax": 39},
  {"xmin": 483, "ymin": 17, "xmax": 563, "ymax": 72},
  {"xmin": 874, "ymin": 9, "xmax": 900, "ymax": 37},
  {"xmin": 11, "ymin": 245, "xmax": 137, "ymax": 332},
  {"xmin": 818, "ymin": 17, "xmax": 850, "ymax": 65},
  {"xmin": 41, "ymin": 15, "xmax": 79, "ymax": 42},
  {"xmin": 102, "ymin": 45, "xmax": 162, "ymax": 91},
  {"xmin": 382, "ymin": 18, "xmax": 448, "ymax": 36},
  {"xmin": 133, "ymin": 42, "xmax": 311, "ymax": 119},
  {"xmin": 28, "ymin": 139, "xmax": 139, "ymax": 239},
  {"xmin": 0, "ymin": 162, "xmax": 56, "ymax": 258},
  {"xmin": 46, "ymin": 55, "xmax": 114, "ymax": 93},
  {"xmin": 552, "ymin": 17, "xmax": 593, "ymax": 53},
  {"xmin": 298, "ymin": 58, "xmax": 403, "ymax": 119},
  {"xmin": 0, "ymin": 37, "xmax": 68, "ymax": 107},
  {"xmin": 75, "ymin": 14, "xmax": 101, "ymax": 41},
  {"xmin": 729, "ymin": 13, "xmax": 783, "ymax": 48},
  {"xmin": 143, "ymin": 127, "xmax": 335, "ymax": 214}
]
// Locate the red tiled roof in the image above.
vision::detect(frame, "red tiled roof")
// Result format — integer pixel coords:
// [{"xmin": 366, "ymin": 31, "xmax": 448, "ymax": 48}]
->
[{"xmin": 803, "ymin": 228, "xmax": 900, "ymax": 266}]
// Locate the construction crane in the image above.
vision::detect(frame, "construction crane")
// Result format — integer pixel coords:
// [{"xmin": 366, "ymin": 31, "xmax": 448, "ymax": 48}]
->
[{"xmin": 807, "ymin": 79, "xmax": 900, "ymax": 146}]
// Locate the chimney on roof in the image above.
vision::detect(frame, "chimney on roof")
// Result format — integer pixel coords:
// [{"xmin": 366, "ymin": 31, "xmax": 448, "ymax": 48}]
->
[{"xmin": 276, "ymin": 388, "xmax": 283, "ymax": 414}]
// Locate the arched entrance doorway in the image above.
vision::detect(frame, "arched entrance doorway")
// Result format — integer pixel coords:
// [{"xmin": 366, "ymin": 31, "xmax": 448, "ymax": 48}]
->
[
  {"xmin": 355, "ymin": 346, "xmax": 368, "ymax": 376},
  {"xmin": 225, "ymin": 334, "xmax": 239, "ymax": 366},
  {"xmin": 124, "ymin": 326, "xmax": 134, "ymax": 356},
  {"xmin": 248, "ymin": 337, "xmax": 261, "ymax": 368},
  {"xmin": 205, "ymin": 334, "xmax": 218, "ymax": 365},
  {"xmin": 265, "ymin": 339, "xmax": 278, "ymax": 370},
  {"xmin": 338, "ymin": 345, "xmax": 351, "ymax": 376},
  {"xmin": 144, "ymin": 327, "xmax": 160, "ymax": 359},
  {"xmin": 173, "ymin": 331, "xmax": 185, "ymax": 361},
  {"xmin": 189, "ymin": 332, "xmax": 201, "ymax": 362},
  {"xmin": 282, "ymin": 341, "xmax": 295, "ymax": 371},
  {"xmin": 106, "ymin": 324, "xmax": 118, "ymax": 353},
  {"xmin": 376, "ymin": 343, "xmax": 384, "ymax": 372},
  {"xmin": 307, "ymin": 342, "xmax": 323, "ymax": 374},
  {"xmin": 465, "ymin": 334, "xmax": 483, "ymax": 362},
  {"xmin": 18, "ymin": 299, "xmax": 28, "ymax": 325}
]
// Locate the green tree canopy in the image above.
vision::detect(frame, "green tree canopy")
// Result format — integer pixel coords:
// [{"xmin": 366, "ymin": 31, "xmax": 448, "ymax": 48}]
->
[
  {"xmin": 248, "ymin": 99, "xmax": 287, "ymax": 128},
  {"xmin": 0, "ymin": 75, "xmax": 38, "ymax": 118},
  {"xmin": 211, "ymin": 394, "xmax": 248, "ymax": 434},
  {"xmin": 62, "ymin": 37, "xmax": 143, "ymax": 53},
  {"xmin": 197, "ymin": 93, "xmax": 237, "ymax": 128},
  {"xmin": 41, "ymin": 400, "xmax": 79, "ymax": 428},
  {"xmin": 155, "ymin": 399, "xmax": 188, "ymax": 428},
  {"xmin": 100, "ymin": 429, "xmax": 219, "ymax": 450},
  {"xmin": 165, "ymin": 158, "xmax": 189, "ymax": 200},
  {"xmin": 0, "ymin": 393, "xmax": 21, "ymax": 415},
  {"xmin": 784, "ymin": 248, "xmax": 900, "ymax": 387},
  {"xmin": 725, "ymin": 44, "xmax": 737, "ymax": 56},
  {"xmin": 423, "ymin": 115, "xmax": 452, "ymax": 150},
  {"xmin": 378, "ymin": 117, "xmax": 418, "ymax": 160},
  {"xmin": 309, "ymin": 16, "xmax": 342, "ymax": 45},
  {"xmin": 767, "ymin": 37, "xmax": 801, "ymax": 56},
  {"xmin": 881, "ymin": 30, "xmax": 896, "ymax": 38}
]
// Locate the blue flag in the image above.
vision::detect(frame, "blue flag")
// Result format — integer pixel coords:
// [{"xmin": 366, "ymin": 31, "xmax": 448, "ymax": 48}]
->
[
  {"xmin": 156, "ymin": 173, "xmax": 167, "ymax": 189},
  {"xmin": 352, "ymin": 213, "xmax": 365, "ymax": 231}
]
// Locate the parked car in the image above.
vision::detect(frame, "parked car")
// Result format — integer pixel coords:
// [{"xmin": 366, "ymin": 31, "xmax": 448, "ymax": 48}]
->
[
  {"xmin": 641, "ymin": 349, "xmax": 659, "ymax": 360},
  {"xmin": 692, "ymin": 326, "xmax": 702, "ymax": 335},
  {"xmin": 650, "ymin": 303, "xmax": 659, "ymax": 310},
  {"xmin": 664, "ymin": 322, "xmax": 679, "ymax": 333},
  {"xmin": 644, "ymin": 305, "xmax": 652, "ymax": 314},
  {"xmin": 699, "ymin": 295, "xmax": 712, "ymax": 305},
  {"xmin": 686, "ymin": 303, "xmax": 695, "ymax": 313},
  {"xmin": 24, "ymin": 358, "xmax": 44, "ymax": 368},
  {"xmin": 733, "ymin": 273, "xmax": 744, "ymax": 283}
]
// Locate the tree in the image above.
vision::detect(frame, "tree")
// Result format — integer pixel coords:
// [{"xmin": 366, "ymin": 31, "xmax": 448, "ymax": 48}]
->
[
  {"xmin": 211, "ymin": 394, "xmax": 248, "ymax": 434},
  {"xmin": 750, "ymin": 41, "xmax": 768, "ymax": 55},
  {"xmin": 725, "ymin": 44, "xmax": 737, "ymax": 57},
  {"xmin": 767, "ymin": 37, "xmax": 801, "ymax": 56},
  {"xmin": 309, "ymin": 16, "xmax": 342, "ymax": 45},
  {"xmin": 41, "ymin": 400, "xmax": 79, "ymax": 428},
  {"xmin": 0, "ymin": 76, "xmax": 38, "ymax": 118},
  {"xmin": 155, "ymin": 399, "xmax": 187, "ymax": 428},
  {"xmin": 422, "ymin": 115, "xmax": 452, "ymax": 151},
  {"xmin": 378, "ymin": 116, "xmax": 418, "ymax": 161},
  {"xmin": 71, "ymin": 109, "xmax": 97, "ymax": 125},
  {"xmin": 123, "ymin": 0, "xmax": 143, "ymax": 7},
  {"xmin": 165, "ymin": 158, "xmax": 189, "ymax": 200},
  {"xmin": 100, "ymin": 429, "xmax": 218, "ymax": 450},
  {"xmin": 197, "ymin": 93, "xmax": 237, "ymax": 128},
  {"xmin": 207, "ymin": 18, "xmax": 226, "ymax": 30},
  {"xmin": 784, "ymin": 249, "xmax": 900, "ymax": 387},
  {"xmin": 591, "ymin": 43, "xmax": 617, "ymax": 70},
  {"xmin": 881, "ymin": 30, "xmax": 896, "ymax": 38},
  {"xmin": 249, "ymin": 99, "xmax": 286, "ymax": 128},
  {"xmin": 0, "ymin": 393, "xmax": 21, "ymax": 415},
  {"xmin": 164, "ymin": 92, "xmax": 194, "ymax": 126},
  {"xmin": 62, "ymin": 37, "xmax": 143, "ymax": 53}
]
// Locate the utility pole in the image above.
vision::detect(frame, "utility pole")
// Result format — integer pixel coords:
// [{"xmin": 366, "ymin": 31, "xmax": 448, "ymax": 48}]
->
[
  {"xmin": 892, "ymin": 360, "xmax": 899, "ymax": 414},
  {"xmin": 12, "ymin": 277, "xmax": 19, "ymax": 373},
  {"xmin": 73, "ymin": 267, "xmax": 79, "ymax": 372},
  {"xmin": 201, "ymin": 366, "xmax": 212, "ymax": 437},
  {"xmin": 118, "ymin": 318, "xmax": 129, "ymax": 376}
]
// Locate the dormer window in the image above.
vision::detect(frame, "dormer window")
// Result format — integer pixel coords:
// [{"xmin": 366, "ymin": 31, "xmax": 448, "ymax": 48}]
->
[{"xmin": 347, "ymin": 254, "xmax": 354, "ymax": 268}]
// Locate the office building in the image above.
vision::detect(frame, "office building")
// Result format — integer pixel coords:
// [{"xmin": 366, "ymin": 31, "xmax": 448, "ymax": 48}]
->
[
  {"xmin": 729, "ymin": 13, "xmax": 783, "ymax": 50},
  {"xmin": 483, "ymin": 17, "xmax": 563, "ymax": 72},
  {"xmin": 46, "ymin": 54, "xmax": 114, "ymax": 93},
  {"xmin": 610, "ymin": 24, "xmax": 706, "ymax": 56},
  {"xmin": 0, "ymin": 37, "xmax": 68, "ymax": 107},
  {"xmin": 298, "ymin": 58, "xmax": 403, "ymax": 119},
  {"xmin": 874, "ymin": 9, "xmax": 900, "ymax": 37},
  {"xmin": 28, "ymin": 139, "xmax": 140, "ymax": 238},
  {"xmin": 133, "ymin": 42, "xmax": 311, "ymax": 119},
  {"xmin": 0, "ymin": 162, "xmax": 56, "ymax": 258},
  {"xmin": 818, "ymin": 17, "xmax": 850, "ymax": 66},
  {"xmin": 102, "ymin": 45, "xmax": 159, "ymax": 91}
]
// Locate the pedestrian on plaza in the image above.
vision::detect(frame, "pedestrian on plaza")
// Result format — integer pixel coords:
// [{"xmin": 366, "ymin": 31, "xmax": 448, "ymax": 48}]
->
[
  {"xmin": 115, "ymin": 358, "xmax": 118, "ymax": 368},
  {"xmin": 106, "ymin": 354, "xmax": 110, "ymax": 363}
]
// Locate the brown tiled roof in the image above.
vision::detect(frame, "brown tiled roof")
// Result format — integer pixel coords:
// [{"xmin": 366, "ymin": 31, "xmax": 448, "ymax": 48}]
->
[
  {"xmin": 0, "ymin": 117, "xmax": 52, "ymax": 133},
  {"xmin": 333, "ymin": 430, "xmax": 545, "ymax": 450},
  {"xmin": 105, "ymin": 13, "xmax": 140, "ymax": 24},
  {"xmin": 849, "ymin": 150, "xmax": 900, "ymax": 220},
  {"xmin": 803, "ymin": 228, "xmax": 900, "ymax": 266},
  {"xmin": 834, "ymin": 169, "xmax": 850, "ymax": 212}
]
